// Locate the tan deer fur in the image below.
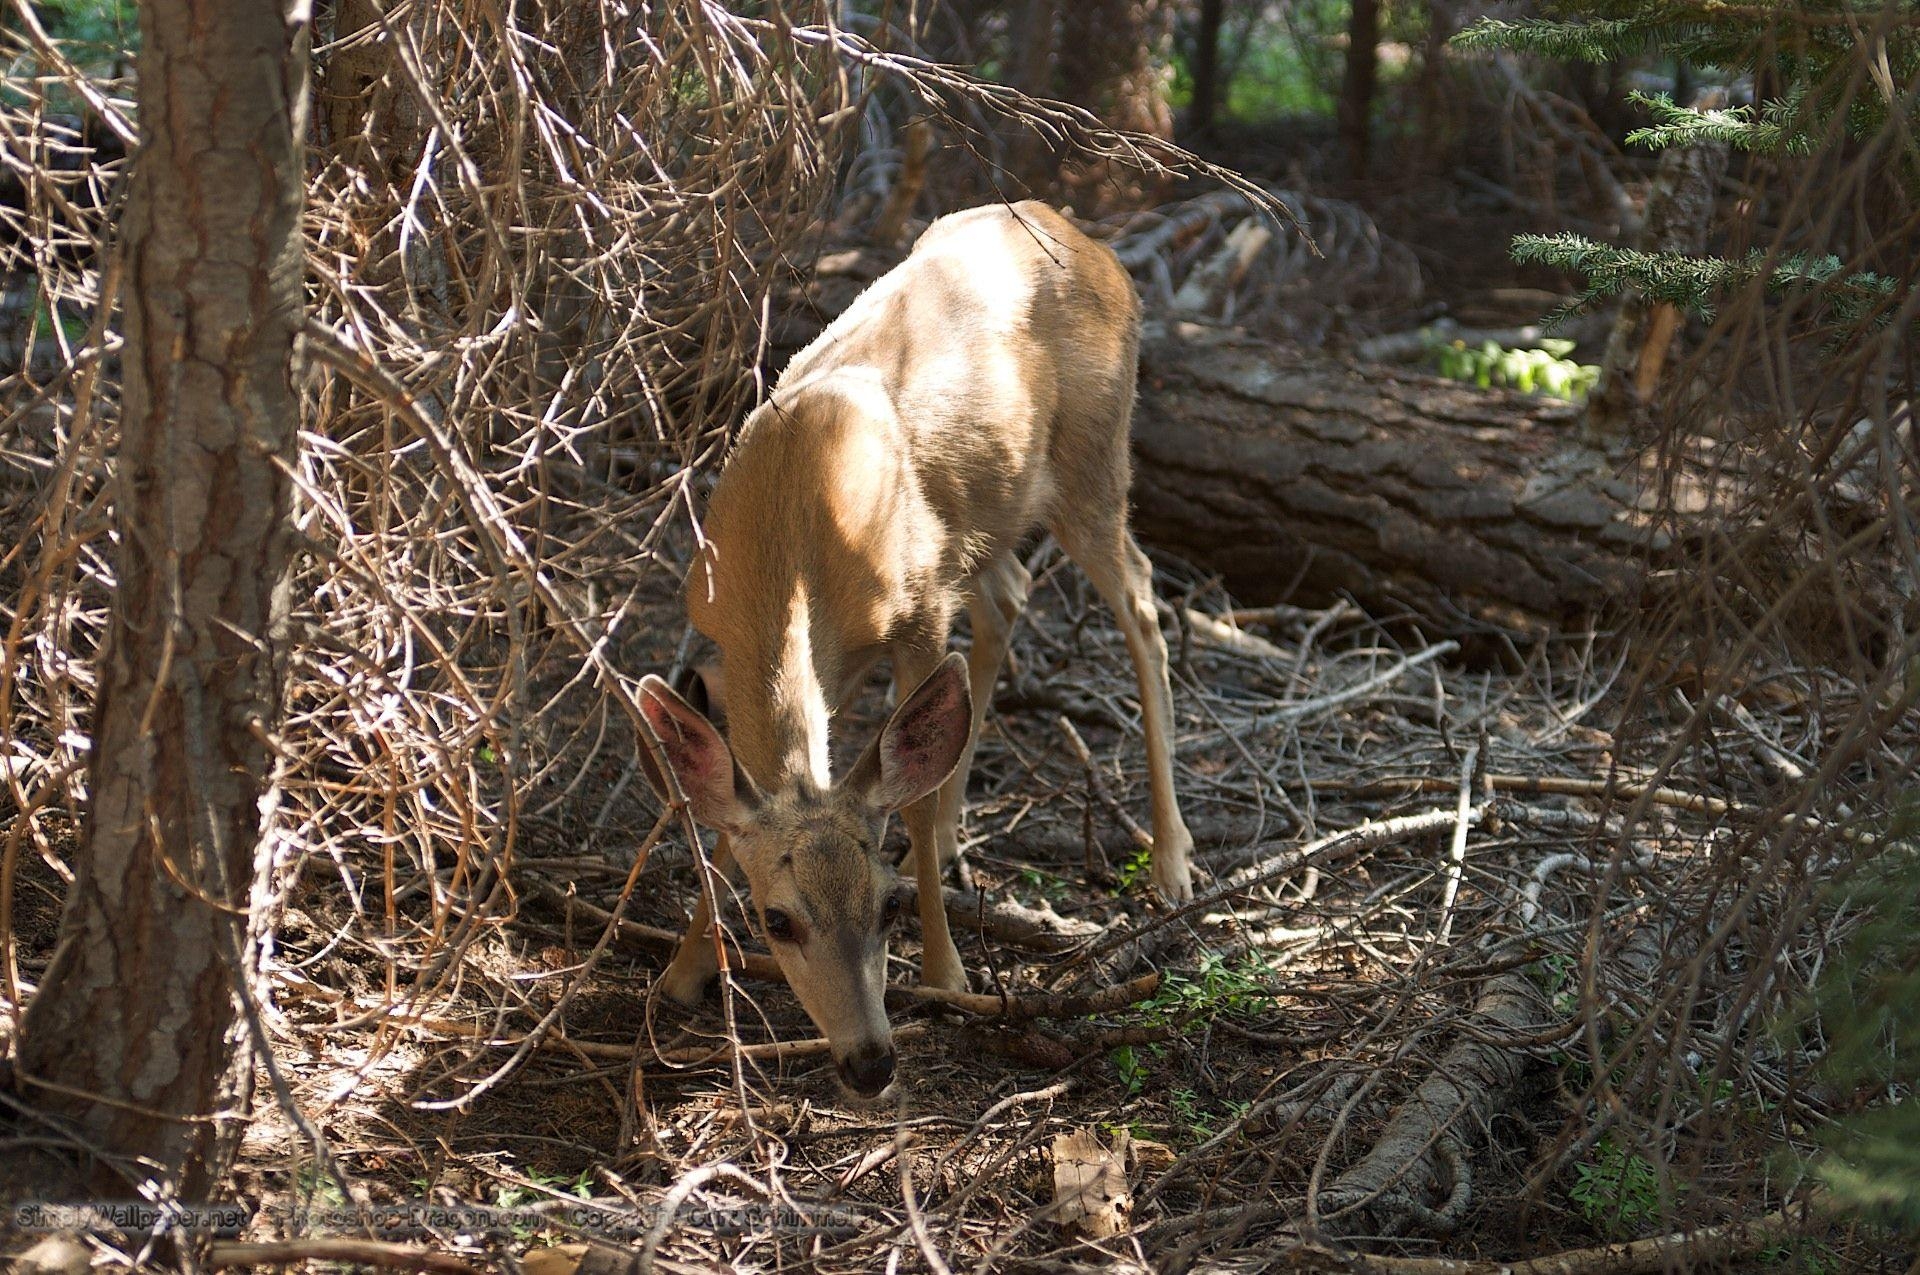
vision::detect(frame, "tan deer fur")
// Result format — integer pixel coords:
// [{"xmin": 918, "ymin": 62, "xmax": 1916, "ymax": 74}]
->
[{"xmin": 636, "ymin": 201, "xmax": 1195, "ymax": 1096}]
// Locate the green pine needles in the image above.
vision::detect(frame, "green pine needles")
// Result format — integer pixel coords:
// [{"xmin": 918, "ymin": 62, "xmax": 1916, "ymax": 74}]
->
[
  {"xmin": 1453, "ymin": 15, "xmax": 1736, "ymax": 65},
  {"xmin": 1511, "ymin": 234, "xmax": 1900, "ymax": 324},
  {"xmin": 1458, "ymin": 2, "xmax": 1916, "ymax": 329},
  {"xmin": 1790, "ymin": 801, "xmax": 1920, "ymax": 1232},
  {"xmin": 1623, "ymin": 88, "xmax": 1815, "ymax": 154}
]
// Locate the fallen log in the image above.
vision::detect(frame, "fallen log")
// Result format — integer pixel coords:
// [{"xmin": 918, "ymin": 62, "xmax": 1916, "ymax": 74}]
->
[
  {"xmin": 771, "ymin": 256, "xmax": 1672, "ymax": 639},
  {"xmin": 1131, "ymin": 325, "xmax": 1661, "ymax": 635}
]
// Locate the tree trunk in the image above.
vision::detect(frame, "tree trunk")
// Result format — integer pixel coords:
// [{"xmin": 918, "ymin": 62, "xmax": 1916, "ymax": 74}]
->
[
  {"xmin": 1130, "ymin": 330, "xmax": 1654, "ymax": 635},
  {"xmin": 15, "ymin": 0, "xmax": 307, "ymax": 1201},
  {"xmin": 1006, "ymin": 0, "xmax": 1060, "ymax": 197},
  {"xmin": 1056, "ymin": 0, "xmax": 1173, "ymax": 214},
  {"xmin": 1414, "ymin": 0, "xmax": 1459, "ymax": 174},
  {"xmin": 1337, "ymin": 0, "xmax": 1380, "ymax": 181},
  {"xmin": 1187, "ymin": 0, "xmax": 1226, "ymax": 139}
]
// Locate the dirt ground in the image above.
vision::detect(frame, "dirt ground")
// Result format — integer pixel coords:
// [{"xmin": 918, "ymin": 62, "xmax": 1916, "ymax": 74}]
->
[{"xmin": 4, "ymin": 545, "xmax": 1870, "ymax": 1272}]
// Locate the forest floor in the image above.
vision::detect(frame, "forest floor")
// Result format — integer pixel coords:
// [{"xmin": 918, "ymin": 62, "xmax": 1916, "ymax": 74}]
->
[{"xmin": 8, "ymin": 557, "xmax": 1858, "ymax": 1272}]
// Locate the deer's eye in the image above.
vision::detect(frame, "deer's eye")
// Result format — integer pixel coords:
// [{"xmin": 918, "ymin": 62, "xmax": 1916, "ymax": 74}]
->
[
  {"xmin": 764, "ymin": 909, "xmax": 798, "ymax": 944},
  {"xmin": 880, "ymin": 891, "xmax": 904, "ymax": 931}
]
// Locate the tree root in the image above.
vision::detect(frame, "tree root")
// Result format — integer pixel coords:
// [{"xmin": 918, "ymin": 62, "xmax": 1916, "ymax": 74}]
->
[{"xmin": 1311, "ymin": 970, "xmax": 1550, "ymax": 1238}]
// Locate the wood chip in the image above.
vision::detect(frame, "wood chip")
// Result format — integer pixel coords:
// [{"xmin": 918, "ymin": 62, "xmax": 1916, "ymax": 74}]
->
[{"xmin": 1051, "ymin": 1126, "xmax": 1133, "ymax": 1238}]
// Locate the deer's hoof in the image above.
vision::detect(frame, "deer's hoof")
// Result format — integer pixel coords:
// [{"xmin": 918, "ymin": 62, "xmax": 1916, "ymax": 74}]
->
[
  {"xmin": 658, "ymin": 955, "xmax": 717, "ymax": 1007},
  {"xmin": 921, "ymin": 955, "xmax": 970, "ymax": 995},
  {"xmin": 1152, "ymin": 834, "xmax": 1195, "ymax": 904}
]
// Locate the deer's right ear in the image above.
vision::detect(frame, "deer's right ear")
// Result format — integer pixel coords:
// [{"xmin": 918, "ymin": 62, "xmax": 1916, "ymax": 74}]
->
[
  {"xmin": 638, "ymin": 674, "xmax": 757, "ymax": 832},
  {"xmin": 845, "ymin": 651, "xmax": 973, "ymax": 814}
]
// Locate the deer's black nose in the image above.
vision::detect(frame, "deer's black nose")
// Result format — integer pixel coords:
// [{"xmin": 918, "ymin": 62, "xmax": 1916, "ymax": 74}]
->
[{"xmin": 839, "ymin": 1044, "xmax": 895, "ymax": 1095}]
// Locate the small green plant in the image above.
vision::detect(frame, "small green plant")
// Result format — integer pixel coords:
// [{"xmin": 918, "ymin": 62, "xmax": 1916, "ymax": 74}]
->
[
  {"xmin": 1016, "ymin": 865, "xmax": 1071, "ymax": 902},
  {"xmin": 31, "ymin": 298, "xmax": 92, "ymax": 347},
  {"xmin": 1699, "ymin": 1075, "xmax": 1736, "ymax": 1110},
  {"xmin": 1143, "ymin": 951, "xmax": 1274, "ymax": 1026},
  {"xmin": 1110, "ymin": 1044, "xmax": 1150, "ymax": 1095},
  {"xmin": 1114, "ymin": 843, "xmax": 1153, "ymax": 894},
  {"xmin": 1169, "ymin": 1086, "xmax": 1211, "ymax": 1138},
  {"xmin": 1759, "ymin": 1239, "xmax": 1842, "ymax": 1274},
  {"xmin": 28, "ymin": 0, "xmax": 135, "ymax": 50},
  {"xmin": 484, "ymin": 1165, "xmax": 594, "ymax": 1240},
  {"xmin": 1551, "ymin": 1048, "xmax": 1596, "ymax": 1094},
  {"xmin": 1570, "ymin": 1135, "xmax": 1663, "ymax": 1237},
  {"xmin": 1431, "ymin": 335, "xmax": 1600, "ymax": 400},
  {"xmin": 1531, "ymin": 952, "xmax": 1581, "ymax": 1015}
]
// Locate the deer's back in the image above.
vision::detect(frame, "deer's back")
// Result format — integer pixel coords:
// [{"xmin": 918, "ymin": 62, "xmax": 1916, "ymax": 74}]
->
[
  {"xmin": 694, "ymin": 203, "xmax": 1139, "ymax": 674},
  {"xmin": 779, "ymin": 200, "xmax": 1135, "ymax": 541}
]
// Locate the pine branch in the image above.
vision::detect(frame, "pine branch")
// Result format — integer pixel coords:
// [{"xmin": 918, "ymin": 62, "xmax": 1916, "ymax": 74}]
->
[
  {"xmin": 1452, "ymin": 16, "xmax": 1727, "ymax": 63},
  {"xmin": 1455, "ymin": 6, "xmax": 1920, "ymax": 66},
  {"xmin": 1623, "ymin": 88, "xmax": 1817, "ymax": 154},
  {"xmin": 1511, "ymin": 233, "xmax": 1902, "ymax": 325}
]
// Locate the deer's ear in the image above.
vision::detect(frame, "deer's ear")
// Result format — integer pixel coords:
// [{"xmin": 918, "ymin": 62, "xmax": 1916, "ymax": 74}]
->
[
  {"xmin": 845, "ymin": 652, "xmax": 972, "ymax": 813},
  {"xmin": 638, "ymin": 674, "xmax": 758, "ymax": 832}
]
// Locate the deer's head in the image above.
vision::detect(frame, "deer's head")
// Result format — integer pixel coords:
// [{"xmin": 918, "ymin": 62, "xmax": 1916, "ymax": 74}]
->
[{"xmin": 637, "ymin": 653, "xmax": 971, "ymax": 1095}]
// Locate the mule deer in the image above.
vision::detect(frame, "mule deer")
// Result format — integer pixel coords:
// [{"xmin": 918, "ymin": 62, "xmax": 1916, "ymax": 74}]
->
[{"xmin": 636, "ymin": 201, "xmax": 1194, "ymax": 1095}]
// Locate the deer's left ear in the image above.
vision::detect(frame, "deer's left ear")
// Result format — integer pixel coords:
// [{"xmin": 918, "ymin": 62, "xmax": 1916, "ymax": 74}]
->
[
  {"xmin": 845, "ymin": 651, "xmax": 972, "ymax": 813},
  {"xmin": 638, "ymin": 674, "xmax": 759, "ymax": 832}
]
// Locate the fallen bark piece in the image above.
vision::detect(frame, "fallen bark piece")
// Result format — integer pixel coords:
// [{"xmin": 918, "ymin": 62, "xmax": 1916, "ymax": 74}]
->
[
  {"xmin": 902, "ymin": 881, "xmax": 1105, "ymax": 951},
  {"xmin": 206, "ymin": 1240, "xmax": 479, "ymax": 1273},
  {"xmin": 896, "ymin": 971, "xmax": 1162, "ymax": 1020},
  {"xmin": 1279, "ymin": 1188, "xmax": 1825, "ymax": 1273},
  {"xmin": 965, "ymin": 1023, "xmax": 1079, "ymax": 1071},
  {"xmin": 1318, "ymin": 967, "xmax": 1549, "ymax": 1237},
  {"xmin": 1172, "ymin": 218, "xmax": 1273, "ymax": 317},
  {"xmin": 1175, "ymin": 604, "xmax": 1295, "ymax": 661},
  {"xmin": 1052, "ymin": 1127, "xmax": 1134, "ymax": 1238},
  {"xmin": 8, "ymin": 1236, "xmax": 92, "ymax": 1275},
  {"xmin": 520, "ymin": 1245, "xmax": 589, "ymax": 1275}
]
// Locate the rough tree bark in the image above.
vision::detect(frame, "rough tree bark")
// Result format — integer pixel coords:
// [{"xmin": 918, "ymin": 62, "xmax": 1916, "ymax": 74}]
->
[
  {"xmin": 1130, "ymin": 328, "xmax": 1657, "ymax": 634},
  {"xmin": 1006, "ymin": 0, "xmax": 1061, "ymax": 197},
  {"xmin": 1056, "ymin": 0, "xmax": 1174, "ymax": 214},
  {"xmin": 15, "ymin": 0, "xmax": 308, "ymax": 1199}
]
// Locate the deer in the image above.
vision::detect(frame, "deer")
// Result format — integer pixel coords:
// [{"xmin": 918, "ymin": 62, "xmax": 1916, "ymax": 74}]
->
[{"xmin": 635, "ymin": 201, "xmax": 1195, "ymax": 1096}]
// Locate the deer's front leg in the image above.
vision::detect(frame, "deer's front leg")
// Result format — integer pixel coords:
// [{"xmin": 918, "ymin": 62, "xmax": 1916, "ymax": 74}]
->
[
  {"xmin": 892, "ymin": 641, "xmax": 968, "ymax": 992},
  {"xmin": 659, "ymin": 832, "xmax": 737, "ymax": 1005},
  {"xmin": 900, "ymin": 791, "xmax": 966, "ymax": 991}
]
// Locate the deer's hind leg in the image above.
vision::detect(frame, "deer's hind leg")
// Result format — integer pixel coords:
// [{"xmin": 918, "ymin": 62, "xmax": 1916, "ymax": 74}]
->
[{"xmin": 1047, "ymin": 435, "xmax": 1196, "ymax": 902}]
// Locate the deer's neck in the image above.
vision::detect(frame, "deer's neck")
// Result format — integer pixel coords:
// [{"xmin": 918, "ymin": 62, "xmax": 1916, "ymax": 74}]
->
[{"xmin": 725, "ymin": 582, "xmax": 833, "ymax": 795}]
